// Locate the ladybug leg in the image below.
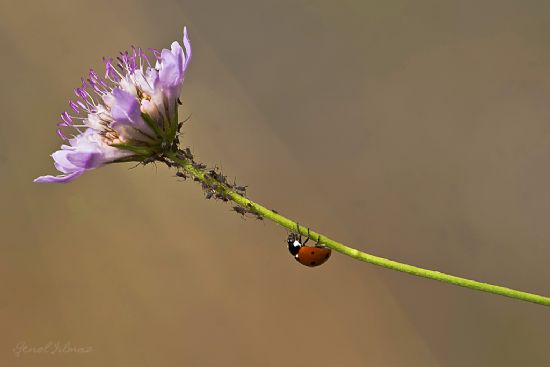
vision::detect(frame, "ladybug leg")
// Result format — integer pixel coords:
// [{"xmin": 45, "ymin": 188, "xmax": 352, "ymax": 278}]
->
[
  {"xmin": 315, "ymin": 234, "xmax": 323, "ymax": 247},
  {"xmin": 296, "ymin": 223, "xmax": 303, "ymax": 243},
  {"xmin": 303, "ymin": 227, "xmax": 311, "ymax": 246}
]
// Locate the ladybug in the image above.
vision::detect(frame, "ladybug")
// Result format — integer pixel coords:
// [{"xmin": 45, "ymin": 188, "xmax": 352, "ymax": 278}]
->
[{"xmin": 287, "ymin": 226, "xmax": 331, "ymax": 267}]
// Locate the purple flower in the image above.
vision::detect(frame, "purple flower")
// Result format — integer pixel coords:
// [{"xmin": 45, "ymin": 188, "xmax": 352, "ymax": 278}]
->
[{"xmin": 35, "ymin": 28, "xmax": 192, "ymax": 184}]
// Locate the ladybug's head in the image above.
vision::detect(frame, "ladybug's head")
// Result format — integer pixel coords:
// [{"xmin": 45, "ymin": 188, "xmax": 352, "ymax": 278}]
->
[{"xmin": 287, "ymin": 233, "xmax": 302, "ymax": 256}]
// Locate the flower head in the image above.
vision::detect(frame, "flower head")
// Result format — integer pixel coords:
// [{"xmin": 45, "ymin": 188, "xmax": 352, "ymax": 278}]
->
[{"xmin": 35, "ymin": 28, "xmax": 192, "ymax": 183}]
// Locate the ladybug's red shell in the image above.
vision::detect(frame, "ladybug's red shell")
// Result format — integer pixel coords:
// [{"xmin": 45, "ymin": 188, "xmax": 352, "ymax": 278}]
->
[{"xmin": 295, "ymin": 246, "xmax": 332, "ymax": 267}]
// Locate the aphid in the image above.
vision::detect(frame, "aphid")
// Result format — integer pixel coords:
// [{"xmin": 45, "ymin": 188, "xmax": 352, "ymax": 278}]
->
[
  {"xmin": 180, "ymin": 147, "xmax": 193, "ymax": 160},
  {"xmin": 234, "ymin": 185, "xmax": 247, "ymax": 195},
  {"xmin": 192, "ymin": 162, "xmax": 207, "ymax": 170},
  {"xmin": 232, "ymin": 206, "xmax": 248, "ymax": 216},
  {"xmin": 208, "ymin": 169, "xmax": 228, "ymax": 185},
  {"xmin": 205, "ymin": 191, "xmax": 214, "ymax": 199},
  {"xmin": 215, "ymin": 192, "xmax": 229, "ymax": 202},
  {"xmin": 185, "ymin": 147, "xmax": 193, "ymax": 158},
  {"xmin": 287, "ymin": 225, "xmax": 331, "ymax": 267},
  {"xmin": 175, "ymin": 171, "xmax": 188, "ymax": 180},
  {"xmin": 142, "ymin": 155, "xmax": 156, "ymax": 165},
  {"xmin": 158, "ymin": 156, "xmax": 173, "ymax": 167},
  {"xmin": 171, "ymin": 136, "xmax": 180, "ymax": 150},
  {"xmin": 230, "ymin": 178, "xmax": 247, "ymax": 192}
]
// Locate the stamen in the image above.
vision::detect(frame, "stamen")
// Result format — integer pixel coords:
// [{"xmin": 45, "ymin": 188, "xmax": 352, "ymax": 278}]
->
[
  {"xmin": 139, "ymin": 47, "xmax": 152, "ymax": 68},
  {"xmin": 69, "ymin": 100, "xmax": 80, "ymax": 113},
  {"xmin": 89, "ymin": 68, "xmax": 99, "ymax": 80},
  {"xmin": 76, "ymin": 100, "xmax": 88, "ymax": 111},
  {"xmin": 149, "ymin": 48, "xmax": 161, "ymax": 61},
  {"xmin": 61, "ymin": 112, "xmax": 72, "ymax": 124},
  {"xmin": 98, "ymin": 77, "xmax": 109, "ymax": 88},
  {"xmin": 103, "ymin": 57, "xmax": 122, "ymax": 81},
  {"xmin": 88, "ymin": 78, "xmax": 105, "ymax": 95},
  {"xmin": 56, "ymin": 129, "xmax": 67, "ymax": 140}
]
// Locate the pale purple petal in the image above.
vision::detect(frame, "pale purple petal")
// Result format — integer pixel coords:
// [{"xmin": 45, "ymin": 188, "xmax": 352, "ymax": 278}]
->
[
  {"xmin": 182, "ymin": 27, "xmax": 192, "ymax": 70},
  {"xmin": 155, "ymin": 28, "xmax": 192, "ymax": 109},
  {"xmin": 66, "ymin": 150, "xmax": 104, "ymax": 170},
  {"xmin": 145, "ymin": 68, "xmax": 159, "ymax": 89},
  {"xmin": 109, "ymin": 88, "xmax": 153, "ymax": 138},
  {"xmin": 34, "ymin": 171, "xmax": 84, "ymax": 184},
  {"xmin": 158, "ymin": 45, "xmax": 184, "ymax": 89},
  {"xmin": 110, "ymin": 88, "xmax": 142, "ymax": 123},
  {"xmin": 52, "ymin": 149, "xmax": 80, "ymax": 174}
]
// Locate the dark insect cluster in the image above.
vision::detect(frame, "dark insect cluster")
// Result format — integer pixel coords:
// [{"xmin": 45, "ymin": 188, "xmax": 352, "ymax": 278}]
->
[
  {"xmin": 150, "ymin": 112, "xmax": 256, "ymax": 219},
  {"xmin": 166, "ymin": 144, "xmax": 261, "ymax": 221}
]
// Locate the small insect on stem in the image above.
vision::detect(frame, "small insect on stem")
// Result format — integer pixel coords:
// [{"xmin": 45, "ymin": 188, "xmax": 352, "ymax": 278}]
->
[
  {"xmin": 215, "ymin": 192, "xmax": 229, "ymax": 202},
  {"xmin": 208, "ymin": 169, "xmax": 228, "ymax": 185},
  {"xmin": 157, "ymin": 156, "xmax": 173, "ymax": 167},
  {"xmin": 175, "ymin": 171, "xmax": 188, "ymax": 180},
  {"xmin": 232, "ymin": 206, "xmax": 248, "ymax": 216},
  {"xmin": 192, "ymin": 162, "xmax": 207, "ymax": 170},
  {"xmin": 179, "ymin": 147, "xmax": 193, "ymax": 160},
  {"xmin": 142, "ymin": 156, "xmax": 157, "ymax": 165},
  {"xmin": 171, "ymin": 135, "xmax": 181, "ymax": 151},
  {"xmin": 234, "ymin": 185, "xmax": 247, "ymax": 196}
]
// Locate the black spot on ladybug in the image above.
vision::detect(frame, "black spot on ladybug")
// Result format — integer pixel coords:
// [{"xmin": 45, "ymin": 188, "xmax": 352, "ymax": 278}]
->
[{"xmin": 311, "ymin": 251, "xmax": 315, "ymax": 255}]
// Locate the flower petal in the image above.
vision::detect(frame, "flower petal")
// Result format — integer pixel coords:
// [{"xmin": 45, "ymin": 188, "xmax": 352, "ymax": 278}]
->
[
  {"xmin": 34, "ymin": 171, "xmax": 84, "ymax": 184},
  {"xmin": 110, "ymin": 88, "xmax": 142, "ymax": 123},
  {"xmin": 108, "ymin": 88, "xmax": 153, "ymax": 139},
  {"xmin": 183, "ymin": 27, "xmax": 192, "ymax": 70},
  {"xmin": 65, "ymin": 150, "xmax": 104, "ymax": 170},
  {"xmin": 52, "ymin": 149, "xmax": 80, "ymax": 174},
  {"xmin": 158, "ymin": 47, "xmax": 182, "ymax": 90}
]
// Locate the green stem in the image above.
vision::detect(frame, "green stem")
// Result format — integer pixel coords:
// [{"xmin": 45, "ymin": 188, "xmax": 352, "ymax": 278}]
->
[{"xmin": 167, "ymin": 152, "xmax": 550, "ymax": 307}]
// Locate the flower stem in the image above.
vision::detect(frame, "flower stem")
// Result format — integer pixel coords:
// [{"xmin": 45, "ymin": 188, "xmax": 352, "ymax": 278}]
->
[{"xmin": 166, "ymin": 151, "xmax": 550, "ymax": 307}]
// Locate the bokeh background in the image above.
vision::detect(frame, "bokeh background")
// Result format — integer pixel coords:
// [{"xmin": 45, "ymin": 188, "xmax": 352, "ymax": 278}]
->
[{"xmin": 2, "ymin": 0, "xmax": 550, "ymax": 365}]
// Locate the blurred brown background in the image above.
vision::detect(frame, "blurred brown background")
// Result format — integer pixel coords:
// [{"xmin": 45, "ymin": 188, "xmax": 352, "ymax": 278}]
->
[{"xmin": 1, "ymin": 0, "xmax": 550, "ymax": 366}]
